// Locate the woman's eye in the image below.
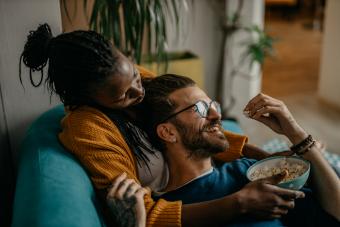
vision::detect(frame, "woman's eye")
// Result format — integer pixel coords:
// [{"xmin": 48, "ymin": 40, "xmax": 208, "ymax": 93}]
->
[{"xmin": 113, "ymin": 94, "xmax": 126, "ymax": 103}]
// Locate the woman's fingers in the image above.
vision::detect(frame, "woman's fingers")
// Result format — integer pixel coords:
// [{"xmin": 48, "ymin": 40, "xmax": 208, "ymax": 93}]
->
[
  {"xmin": 116, "ymin": 178, "xmax": 135, "ymax": 199},
  {"xmin": 107, "ymin": 172, "xmax": 127, "ymax": 198},
  {"xmin": 124, "ymin": 181, "xmax": 142, "ymax": 198},
  {"xmin": 109, "ymin": 174, "xmax": 147, "ymax": 200},
  {"xmin": 135, "ymin": 187, "xmax": 148, "ymax": 200},
  {"xmin": 134, "ymin": 187, "xmax": 148, "ymax": 227},
  {"xmin": 106, "ymin": 175, "xmax": 147, "ymax": 227}
]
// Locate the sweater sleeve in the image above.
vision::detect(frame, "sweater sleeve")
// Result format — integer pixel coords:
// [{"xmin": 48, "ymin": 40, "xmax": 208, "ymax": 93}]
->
[
  {"xmin": 213, "ymin": 130, "xmax": 248, "ymax": 163},
  {"xmin": 59, "ymin": 106, "xmax": 181, "ymax": 226}
]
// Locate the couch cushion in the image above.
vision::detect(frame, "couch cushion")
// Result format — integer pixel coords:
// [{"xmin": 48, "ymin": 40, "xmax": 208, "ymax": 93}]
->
[{"xmin": 12, "ymin": 105, "xmax": 105, "ymax": 227}]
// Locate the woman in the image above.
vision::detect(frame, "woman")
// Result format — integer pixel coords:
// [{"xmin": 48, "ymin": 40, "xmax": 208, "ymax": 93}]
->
[{"xmin": 20, "ymin": 24, "xmax": 301, "ymax": 227}]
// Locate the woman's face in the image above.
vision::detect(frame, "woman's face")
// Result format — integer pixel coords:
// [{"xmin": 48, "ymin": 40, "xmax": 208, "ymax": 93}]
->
[{"xmin": 93, "ymin": 54, "xmax": 145, "ymax": 109}]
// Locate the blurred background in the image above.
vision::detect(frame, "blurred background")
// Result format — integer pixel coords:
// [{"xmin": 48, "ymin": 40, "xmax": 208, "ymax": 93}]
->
[
  {"xmin": 1, "ymin": 0, "xmax": 339, "ymax": 226},
  {"xmin": 242, "ymin": 0, "xmax": 340, "ymax": 155}
]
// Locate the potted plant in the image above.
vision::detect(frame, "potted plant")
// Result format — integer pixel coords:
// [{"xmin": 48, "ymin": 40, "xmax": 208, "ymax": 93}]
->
[{"xmin": 61, "ymin": 1, "xmax": 186, "ymax": 63}]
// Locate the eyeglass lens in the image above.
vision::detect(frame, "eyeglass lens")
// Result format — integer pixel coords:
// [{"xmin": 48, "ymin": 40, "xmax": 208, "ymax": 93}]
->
[{"xmin": 194, "ymin": 101, "xmax": 221, "ymax": 117}]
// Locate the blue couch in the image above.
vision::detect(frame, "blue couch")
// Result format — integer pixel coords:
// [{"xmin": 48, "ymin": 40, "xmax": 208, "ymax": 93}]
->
[{"xmin": 12, "ymin": 105, "xmax": 243, "ymax": 227}]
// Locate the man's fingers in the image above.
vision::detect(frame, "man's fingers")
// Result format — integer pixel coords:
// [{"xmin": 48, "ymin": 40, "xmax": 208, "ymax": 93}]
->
[
  {"xmin": 251, "ymin": 106, "xmax": 281, "ymax": 119},
  {"xmin": 107, "ymin": 172, "xmax": 127, "ymax": 198},
  {"xmin": 244, "ymin": 93, "xmax": 266, "ymax": 110},
  {"xmin": 271, "ymin": 195, "xmax": 296, "ymax": 210},
  {"xmin": 248, "ymin": 100, "xmax": 281, "ymax": 117},
  {"xmin": 262, "ymin": 170, "xmax": 288, "ymax": 185},
  {"xmin": 244, "ymin": 93, "xmax": 280, "ymax": 112},
  {"xmin": 272, "ymin": 206, "xmax": 289, "ymax": 216},
  {"xmin": 270, "ymin": 214, "xmax": 283, "ymax": 219},
  {"xmin": 277, "ymin": 198, "xmax": 295, "ymax": 210},
  {"xmin": 261, "ymin": 171, "xmax": 305, "ymax": 199},
  {"xmin": 269, "ymin": 185, "xmax": 305, "ymax": 200},
  {"xmin": 253, "ymin": 115, "xmax": 275, "ymax": 127}
]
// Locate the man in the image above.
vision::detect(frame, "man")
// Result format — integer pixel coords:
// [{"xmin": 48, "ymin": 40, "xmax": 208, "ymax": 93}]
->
[{"xmin": 141, "ymin": 74, "xmax": 339, "ymax": 226}]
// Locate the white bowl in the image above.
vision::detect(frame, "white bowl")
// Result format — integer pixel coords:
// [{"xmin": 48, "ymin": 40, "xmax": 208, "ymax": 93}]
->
[{"xmin": 246, "ymin": 156, "xmax": 310, "ymax": 190}]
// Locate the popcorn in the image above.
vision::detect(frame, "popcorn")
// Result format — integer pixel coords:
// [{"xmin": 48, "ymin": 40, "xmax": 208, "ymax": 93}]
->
[
  {"xmin": 243, "ymin": 110, "xmax": 251, "ymax": 118},
  {"xmin": 249, "ymin": 160, "xmax": 308, "ymax": 183}
]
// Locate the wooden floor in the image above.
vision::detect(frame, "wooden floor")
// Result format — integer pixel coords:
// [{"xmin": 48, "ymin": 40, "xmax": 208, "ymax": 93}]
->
[
  {"xmin": 238, "ymin": 15, "xmax": 340, "ymax": 155},
  {"xmin": 262, "ymin": 16, "xmax": 322, "ymax": 96}
]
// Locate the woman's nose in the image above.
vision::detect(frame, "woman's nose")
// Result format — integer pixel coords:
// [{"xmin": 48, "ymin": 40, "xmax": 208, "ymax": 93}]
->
[{"xmin": 131, "ymin": 78, "xmax": 144, "ymax": 98}]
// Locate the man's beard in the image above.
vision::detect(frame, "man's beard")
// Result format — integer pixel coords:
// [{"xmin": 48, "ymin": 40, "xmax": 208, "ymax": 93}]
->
[{"xmin": 172, "ymin": 118, "xmax": 229, "ymax": 159}]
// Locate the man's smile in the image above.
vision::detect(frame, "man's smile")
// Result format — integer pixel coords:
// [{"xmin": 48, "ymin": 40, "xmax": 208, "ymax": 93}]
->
[{"xmin": 202, "ymin": 123, "xmax": 224, "ymax": 137}]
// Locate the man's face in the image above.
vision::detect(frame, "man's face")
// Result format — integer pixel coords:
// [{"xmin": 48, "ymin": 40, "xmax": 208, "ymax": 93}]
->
[{"xmin": 167, "ymin": 86, "xmax": 229, "ymax": 158}]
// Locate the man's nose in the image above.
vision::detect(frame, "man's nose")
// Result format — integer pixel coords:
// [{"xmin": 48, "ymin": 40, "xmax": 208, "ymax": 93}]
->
[{"xmin": 206, "ymin": 107, "xmax": 221, "ymax": 121}]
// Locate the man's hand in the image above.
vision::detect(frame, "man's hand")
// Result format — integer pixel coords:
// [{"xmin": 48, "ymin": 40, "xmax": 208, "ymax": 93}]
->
[
  {"xmin": 106, "ymin": 173, "xmax": 148, "ymax": 227},
  {"xmin": 235, "ymin": 171, "xmax": 305, "ymax": 219},
  {"xmin": 243, "ymin": 93, "xmax": 308, "ymax": 144}
]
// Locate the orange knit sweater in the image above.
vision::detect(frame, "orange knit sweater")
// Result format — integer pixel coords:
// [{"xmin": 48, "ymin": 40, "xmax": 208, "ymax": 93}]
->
[{"xmin": 58, "ymin": 66, "xmax": 248, "ymax": 226}]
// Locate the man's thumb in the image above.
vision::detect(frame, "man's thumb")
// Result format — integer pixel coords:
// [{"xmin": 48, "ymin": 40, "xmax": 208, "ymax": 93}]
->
[{"xmin": 263, "ymin": 170, "xmax": 288, "ymax": 185}]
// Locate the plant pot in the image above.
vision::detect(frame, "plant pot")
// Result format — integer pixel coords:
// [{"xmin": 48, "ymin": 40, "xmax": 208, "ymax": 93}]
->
[{"xmin": 141, "ymin": 51, "xmax": 205, "ymax": 89}]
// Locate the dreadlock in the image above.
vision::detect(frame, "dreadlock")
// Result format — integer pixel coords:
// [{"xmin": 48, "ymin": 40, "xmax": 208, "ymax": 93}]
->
[{"xmin": 19, "ymin": 23, "xmax": 120, "ymax": 109}]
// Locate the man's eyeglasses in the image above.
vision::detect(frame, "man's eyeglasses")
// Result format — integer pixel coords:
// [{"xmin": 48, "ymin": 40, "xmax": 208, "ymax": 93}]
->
[{"xmin": 161, "ymin": 100, "xmax": 221, "ymax": 123}]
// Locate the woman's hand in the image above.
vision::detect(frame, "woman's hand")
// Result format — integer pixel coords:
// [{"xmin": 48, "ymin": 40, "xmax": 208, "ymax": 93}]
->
[
  {"xmin": 106, "ymin": 172, "xmax": 148, "ymax": 227},
  {"xmin": 244, "ymin": 93, "xmax": 308, "ymax": 144}
]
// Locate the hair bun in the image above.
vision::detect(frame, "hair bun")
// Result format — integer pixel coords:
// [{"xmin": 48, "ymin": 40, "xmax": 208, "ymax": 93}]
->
[{"xmin": 21, "ymin": 23, "xmax": 53, "ymax": 71}]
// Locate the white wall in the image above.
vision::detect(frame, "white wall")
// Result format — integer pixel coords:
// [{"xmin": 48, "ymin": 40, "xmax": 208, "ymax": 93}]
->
[
  {"xmin": 318, "ymin": 0, "xmax": 340, "ymax": 108},
  {"xmin": 0, "ymin": 0, "xmax": 62, "ymax": 165},
  {"xmin": 166, "ymin": 0, "xmax": 265, "ymax": 119},
  {"xmin": 223, "ymin": 0, "xmax": 264, "ymax": 118},
  {"xmin": 166, "ymin": 0, "xmax": 223, "ymax": 98}
]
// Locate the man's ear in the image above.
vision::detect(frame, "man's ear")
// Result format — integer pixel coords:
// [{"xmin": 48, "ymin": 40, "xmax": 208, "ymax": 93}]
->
[{"xmin": 156, "ymin": 123, "xmax": 177, "ymax": 143}]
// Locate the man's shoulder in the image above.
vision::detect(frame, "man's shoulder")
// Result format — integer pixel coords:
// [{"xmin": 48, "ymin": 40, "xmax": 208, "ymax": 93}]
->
[{"xmin": 216, "ymin": 158, "xmax": 257, "ymax": 175}]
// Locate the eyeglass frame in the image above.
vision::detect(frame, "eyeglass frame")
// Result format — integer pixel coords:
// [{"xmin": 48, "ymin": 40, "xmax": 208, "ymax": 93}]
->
[{"xmin": 160, "ymin": 100, "xmax": 221, "ymax": 123}]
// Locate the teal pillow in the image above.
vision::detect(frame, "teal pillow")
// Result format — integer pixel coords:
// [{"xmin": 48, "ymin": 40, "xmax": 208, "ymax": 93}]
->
[
  {"xmin": 12, "ymin": 105, "xmax": 105, "ymax": 227},
  {"xmin": 222, "ymin": 120, "xmax": 243, "ymax": 134}
]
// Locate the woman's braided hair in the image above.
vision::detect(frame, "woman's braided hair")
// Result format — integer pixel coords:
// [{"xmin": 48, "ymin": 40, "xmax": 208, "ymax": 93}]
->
[{"xmin": 19, "ymin": 23, "xmax": 120, "ymax": 108}]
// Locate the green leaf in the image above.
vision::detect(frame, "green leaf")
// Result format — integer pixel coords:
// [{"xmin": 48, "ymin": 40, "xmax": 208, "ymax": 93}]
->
[{"xmin": 85, "ymin": 0, "xmax": 185, "ymax": 67}]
